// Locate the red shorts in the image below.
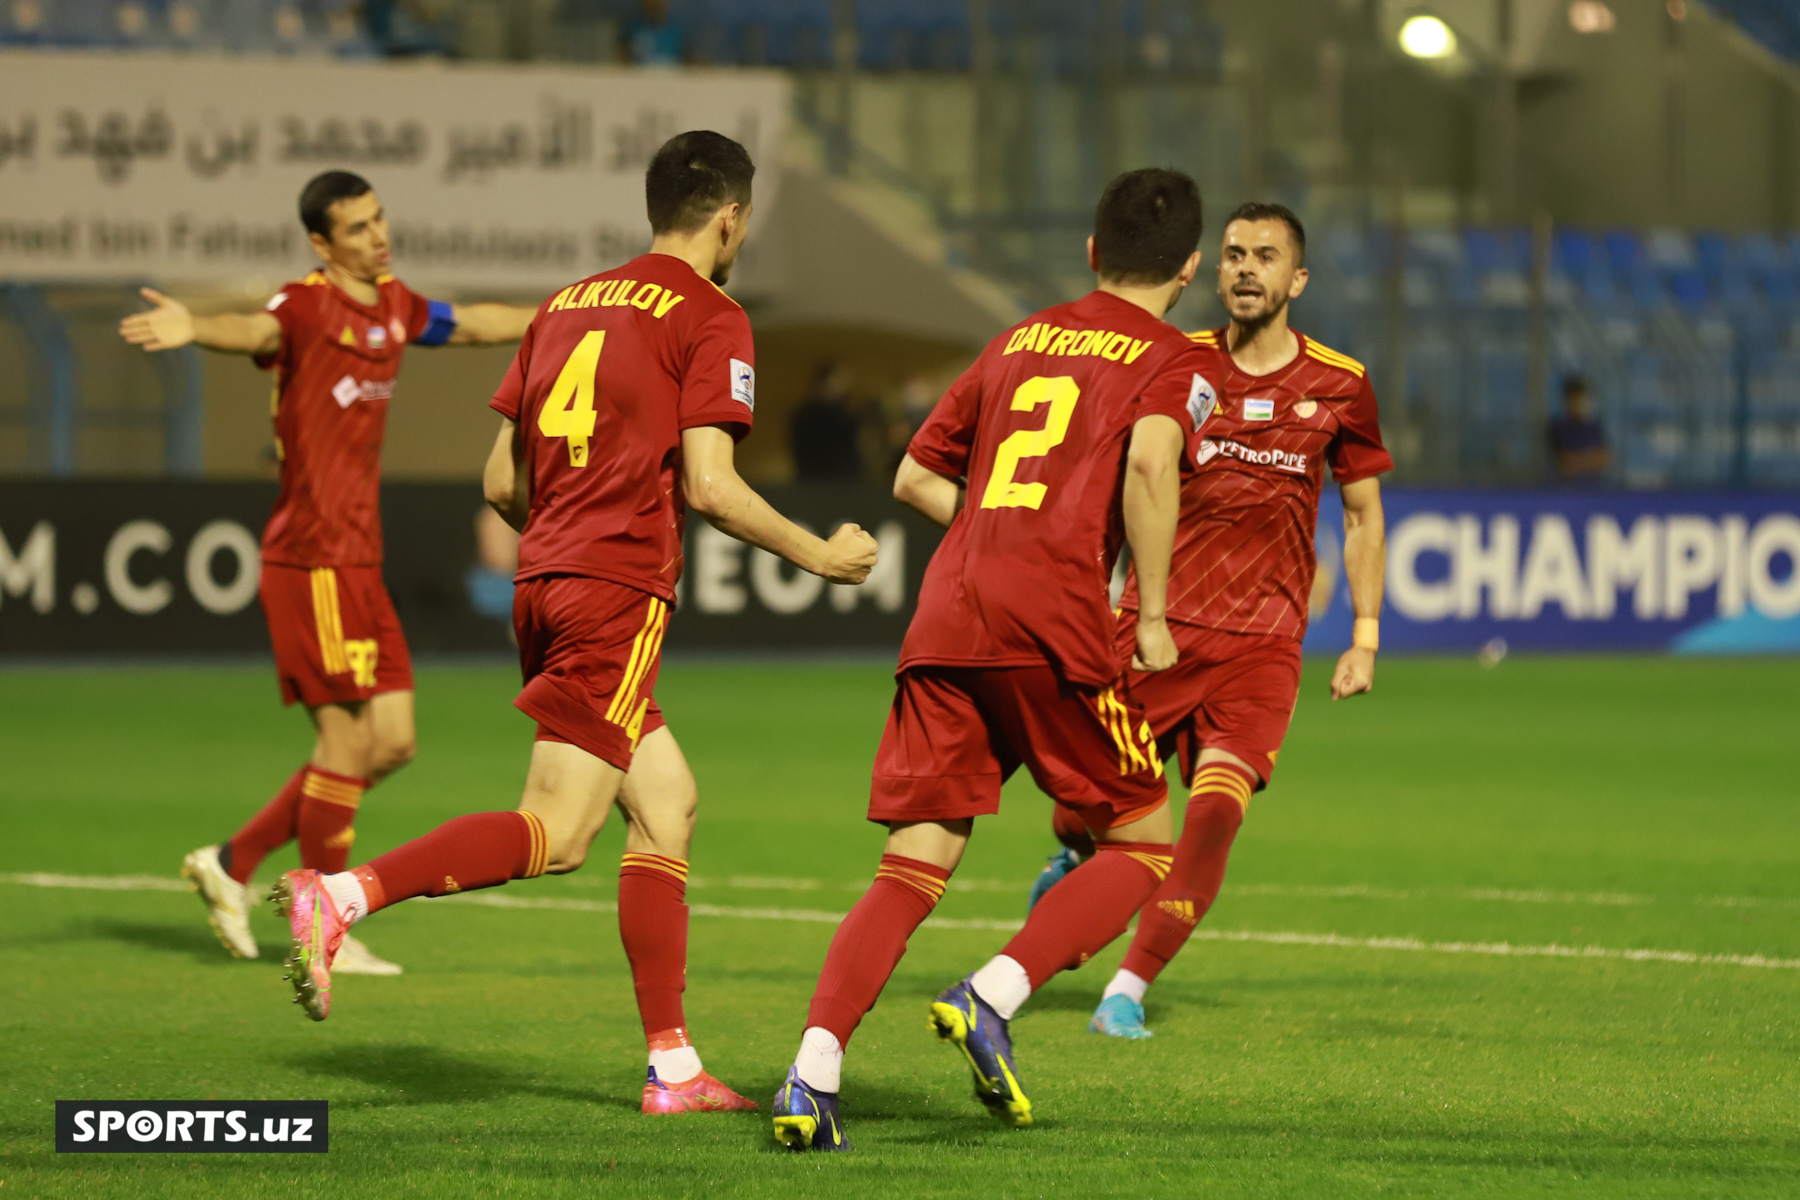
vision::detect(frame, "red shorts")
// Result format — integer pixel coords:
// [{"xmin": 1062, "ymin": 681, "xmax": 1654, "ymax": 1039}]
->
[
  {"xmin": 1123, "ymin": 621, "xmax": 1303, "ymax": 789},
  {"xmin": 261, "ymin": 563, "xmax": 413, "ymax": 708},
  {"xmin": 869, "ymin": 665, "xmax": 1169, "ymax": 832},
  {"xmin": 513, "ymin": 576, "xmax": 669, "ymax": 772}
]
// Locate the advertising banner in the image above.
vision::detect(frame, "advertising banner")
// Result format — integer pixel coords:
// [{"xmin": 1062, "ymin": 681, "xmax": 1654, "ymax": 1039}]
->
[
  {"xmin": 5, "ymin": 483, "xmax": 1796, "ymax": 660},
  {"xmin": 0, "ymin": 481, "xmax": 943, "ymax": 659},
  {"xmin": 1302, "ymin": 489, "xmax": 1800, "ymax": 655},
  {"xmin": 0, "ymin": 53, "xmax": 787, "ymax": 290}
]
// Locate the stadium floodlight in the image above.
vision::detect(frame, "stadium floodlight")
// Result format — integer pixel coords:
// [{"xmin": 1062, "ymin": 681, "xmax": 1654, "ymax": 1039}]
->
[
  {"xmin": 1398, "ymin": 15, "xmax": 1456, "ymax": 59},
  {"xmin": 1568, "ymin": 1, "xmax": 1617, "ymax": 33}
]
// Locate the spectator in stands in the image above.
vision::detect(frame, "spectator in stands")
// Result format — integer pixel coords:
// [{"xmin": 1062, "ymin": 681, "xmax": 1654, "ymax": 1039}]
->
[
  {"xmin": 624, "ymin": 0, "xmax": 684, "ymax": 65},
  {"xmin": 1548, "ymin": 376, "xmax": 1610, "ymax": 483},
  {"xmin": 791, "ymin": 360, "xmax": 867, "ymax": 482}
]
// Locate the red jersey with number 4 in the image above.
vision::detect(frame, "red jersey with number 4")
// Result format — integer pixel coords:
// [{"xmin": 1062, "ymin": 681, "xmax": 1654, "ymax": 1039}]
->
[
  {"xmin": 490, "ymin": 253, "xmax": 756, "ymax": 604},
  {"xmin": 255, "ymin": 270, "xmax": 432, "ymax": 567},
  {"xmin": 1121, "ymin": 328, "xmax": 1393, "ymax": 641},
  {"xmin": 902, "ymin": 290, "xmax": 1227, "ymax": 688}
]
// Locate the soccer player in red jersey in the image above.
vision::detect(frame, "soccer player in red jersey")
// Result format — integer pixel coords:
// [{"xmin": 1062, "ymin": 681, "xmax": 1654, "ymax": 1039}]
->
[
  {"xmin": 120, "ymin": 171, "xmax": 535, "ymax": 974},
  {"xmin": 271, "ymin": 132, "xmax": 879, "ymax": 1115},
  {"xmin": 772, "ymin": 169, "xmax": 1231, "ymax": 1150},
  {"xmin": 1031, "ymin": 202, "xmax": 1393, "ymax": 1039}
]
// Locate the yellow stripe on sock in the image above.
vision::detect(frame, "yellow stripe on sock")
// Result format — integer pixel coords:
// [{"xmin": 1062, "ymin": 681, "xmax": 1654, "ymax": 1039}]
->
[
  {"xmin": 301, "ymin": 772, "xmax": 364, "ymax": 808},
  {"xmin": 520, "ymin": 811, "xmax": 548, "ymax": 878},
  {"xmin": 876, "ymin": 864, "xmax": 946, "ymax": 902},
  {"xmin": 1122, "ymin": 851, "xmax": 1175, "ymax": 883},
  {"xmin": 621, "ymin": 852, "xmax": 689, "ymax": 882},
  {"xmin": 887, "ymin": 865, "xmax": 946, "ymax": 892},
  {"xmin": 1191, "ymin": 767, "xmax": 1255, "ymax": 813}
]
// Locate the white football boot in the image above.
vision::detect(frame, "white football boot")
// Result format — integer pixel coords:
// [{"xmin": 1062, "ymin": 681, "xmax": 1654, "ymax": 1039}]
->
[
  {"xmin": 180, "ymin": 844, "xmax": 258, "ymax": 959},
  {"xmin": 332, "ymin": 933, "xmax": 404, "ymax": 976}
]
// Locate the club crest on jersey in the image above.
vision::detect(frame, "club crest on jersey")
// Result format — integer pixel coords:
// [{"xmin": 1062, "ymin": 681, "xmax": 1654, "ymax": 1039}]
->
[
  {"xmin": 1244, "ymin": 398, "xmax": 1275, "ymax": 421},
  {"xmin": 730, "ymin": 359, "xmax": 755, "ymax": 411},
  {"xmin": 366, "ymin": 324, "xmax": 387, "ymax": 349},
  {"xmin": 1186, "ymin": 374, "xmax": 1218, "ymax": 431},
  {"xmin": 1295, "ymin": 399, "xmax": 1318, "ymax": 419},
  {"xmin": 389, "ymin": 317, "xmax": 407, "ymax": 345}
]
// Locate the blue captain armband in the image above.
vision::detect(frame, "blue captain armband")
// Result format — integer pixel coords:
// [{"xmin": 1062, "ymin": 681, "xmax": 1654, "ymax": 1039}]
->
[{"xmin": 414, "ymin": 299, "xmax": 457, "ymax": 346}]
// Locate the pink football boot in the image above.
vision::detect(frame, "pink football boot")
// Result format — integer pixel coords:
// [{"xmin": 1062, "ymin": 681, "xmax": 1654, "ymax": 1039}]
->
[
  {"xmin": 272, "ymin": 869, "xmax": 347, "ymax": 1022},
  {"xmin": 641, "ymin": 1068, "xmax": 759, "ymax": 1114}
]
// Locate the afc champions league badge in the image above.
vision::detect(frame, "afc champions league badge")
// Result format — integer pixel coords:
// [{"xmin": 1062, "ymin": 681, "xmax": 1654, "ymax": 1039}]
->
[{"xmin": 1186, "ymin": 373, "xmax": 1218, "ymax": 431}]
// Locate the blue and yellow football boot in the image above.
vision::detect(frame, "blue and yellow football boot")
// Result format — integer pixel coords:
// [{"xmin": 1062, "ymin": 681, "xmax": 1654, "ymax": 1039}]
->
[
  {"xmin": 771, "ymin": 1066, "xmax": 851, "ymax": 1151},
  {"xmin": 1089, "ymin": 993, "xmax": 1154, "ymax": 1039},
  {"xmin": 1026, "ymin": 847, "xmax": 1084, "ymax": 912},
  {"xmin": 928, "ymin": 979, "xmax": 1033, "ymax": 1128}
]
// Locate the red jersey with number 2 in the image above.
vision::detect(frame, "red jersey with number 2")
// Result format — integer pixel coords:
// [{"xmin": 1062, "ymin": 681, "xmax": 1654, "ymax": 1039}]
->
[
  {"xmin": 903, "ymin": 290, "xmax": 1227, "ymax": 689},
  {"xmin": 1120, "ymin": 328, "xmax": 1393, "ymax": 640},
  {"xmin": 490, "ymin": 253, "xmax": 756, "ymax": 605},
  {"xmin": 255, "ymin": 270, "xmax": 432, "ymax": 567}
]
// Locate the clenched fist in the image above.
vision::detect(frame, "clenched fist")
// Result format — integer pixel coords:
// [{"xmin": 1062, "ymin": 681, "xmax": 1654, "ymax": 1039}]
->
[{"xmin": 819, "ymin": 522, "xmax": 879, "ymax": 584}]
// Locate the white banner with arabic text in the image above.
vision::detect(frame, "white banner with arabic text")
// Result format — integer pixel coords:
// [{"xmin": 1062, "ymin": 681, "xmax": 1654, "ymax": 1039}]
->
[{"xmin": 0, "ymin": 52, "xmax": 787, "ymax": 292}]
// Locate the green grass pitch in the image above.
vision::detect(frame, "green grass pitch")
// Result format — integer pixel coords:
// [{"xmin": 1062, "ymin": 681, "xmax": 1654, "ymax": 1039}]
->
[{"xmin": 2, "ymin": 655, "xmax": 1797, "ymax": 1198}]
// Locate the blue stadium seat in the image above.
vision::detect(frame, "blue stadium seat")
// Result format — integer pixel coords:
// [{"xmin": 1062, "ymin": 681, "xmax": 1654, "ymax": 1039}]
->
[{"xmin": 1745, "ymin": 350, "xmax": 1800, "ymax": 485}]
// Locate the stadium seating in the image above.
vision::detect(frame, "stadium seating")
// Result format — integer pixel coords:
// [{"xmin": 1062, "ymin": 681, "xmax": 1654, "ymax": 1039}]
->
[
  {"xmin": 1703, "ymin": 0, "xmax": 1800, "ymax": 64},
  {"xmin": 0, "ymin": 0, "xmax": 1223, "ymax": 70},
  {"xmin": 1283, "ymin": 220, "xmax": 1800, "ymax": 487}
]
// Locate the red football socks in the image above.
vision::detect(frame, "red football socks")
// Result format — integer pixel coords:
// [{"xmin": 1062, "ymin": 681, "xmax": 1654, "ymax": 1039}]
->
[
  {"xmin": 1002, "ymin": 840, "xmax": 1174, "ymax": 989},
  {"xmin": 355, "ymin": 810, "xmax": 549, "ymax": 915},
  {"xmin": 223, "ymin": 766, "xmax": 308, "ymax": 884},
  {"xmin": 1119, "ymin": 762, "xmax": 1253, "ymax": 984},
  {"xmin": 806, "ymin": 854, "xmax": 952, "ymax": 1046},
  {"xmin": 296, "ymin": 767, "xmax": 367, "ymax": 876},
  {"xmin": 619, "ymin": 852, "xmax": 691, "ymax": 1036}
]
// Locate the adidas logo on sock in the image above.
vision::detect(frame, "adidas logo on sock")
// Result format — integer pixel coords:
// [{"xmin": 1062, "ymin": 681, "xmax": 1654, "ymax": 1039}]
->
[{"xmin": 1157, "ymin": 899, "xmax": 1198, "ymax": 925}]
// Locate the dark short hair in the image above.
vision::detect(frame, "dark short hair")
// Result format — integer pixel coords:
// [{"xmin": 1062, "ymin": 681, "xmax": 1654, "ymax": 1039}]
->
[
  {"xmin": 1092, "ymin": 168, "xmax": 1204, "ymax": 286},
  {"xmin": 1224, "ymin": 201, "xmax": 1307, "ymax": 266},
  {"xmin": 646, "ymin": 131, "xmax": 755, "ymax": 236},
  {"xmin": 299, "ymin": 171, "xmax": 375, "ymax": 241}
]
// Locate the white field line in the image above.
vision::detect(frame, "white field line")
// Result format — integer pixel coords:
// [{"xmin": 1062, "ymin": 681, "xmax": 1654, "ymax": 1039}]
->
[
  {"xmin": 18, "ymin": 869, "xmax": 1789, "ymax": 911},
  {"xmin": 5, "ymin": 871, "xmax": 1797, "ymax": 973},
  {"xmin": 678, "ymin": 874, "xmax": 1800, "ymax": 911}
]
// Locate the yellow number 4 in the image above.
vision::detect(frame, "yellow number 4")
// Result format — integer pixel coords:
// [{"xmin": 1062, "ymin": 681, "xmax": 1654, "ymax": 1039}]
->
[
  {"xmin": 538, "ymin": 330, "xmax": 605, "ymax": 467},
  {"xmin": 981, "ymin": 375, "xmax": 1081, "ymax": 509}
]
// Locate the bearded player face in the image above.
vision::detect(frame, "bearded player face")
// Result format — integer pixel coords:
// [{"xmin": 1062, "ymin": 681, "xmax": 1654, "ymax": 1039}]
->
[{"xmin": 1216, "ymin": 218, "xmax": 1308, "ymax": 326}]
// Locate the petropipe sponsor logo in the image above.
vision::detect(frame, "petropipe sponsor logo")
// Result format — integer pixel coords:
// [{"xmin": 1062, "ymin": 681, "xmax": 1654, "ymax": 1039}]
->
[{"xmin": 56, "ymin": 1102, "xmax": 328, "ymax": 1153}]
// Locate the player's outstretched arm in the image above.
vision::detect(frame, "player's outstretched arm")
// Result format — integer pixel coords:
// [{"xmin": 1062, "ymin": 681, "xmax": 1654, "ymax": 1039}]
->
[
  {"xmin": 681, "ymin": 425, "xmax": 878, "ymax": 584},
  {"xmin": 119, "ymin": 288, "xmax": 281, "ymax": 356},
  {"xmin": 1123, "ymin": 413, "xmax": 1184, "ymax": 673},
  {"xmin": 482, "ymin": 418, "xmax": 530, "ymax": 532},
  {"xmin": 892, "ymin": 452, "xmax": 963, "ymax": 529},
  {"xmin": 447, "ymin": 303, "xmax": 537, "ymax": 345},
  {"xmin": 1332, "ymin": 476, "xmax": 1386, "ymax": 700}
]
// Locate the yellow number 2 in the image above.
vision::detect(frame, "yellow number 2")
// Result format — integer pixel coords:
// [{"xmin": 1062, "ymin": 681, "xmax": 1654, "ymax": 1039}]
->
[
  {"xmin": 537, "ymin": 330, "xmax": 605, "ymax": 467},
  {"xmin": 980, "ymin": 375, "xmax": 1081, "ymax": 509}
]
